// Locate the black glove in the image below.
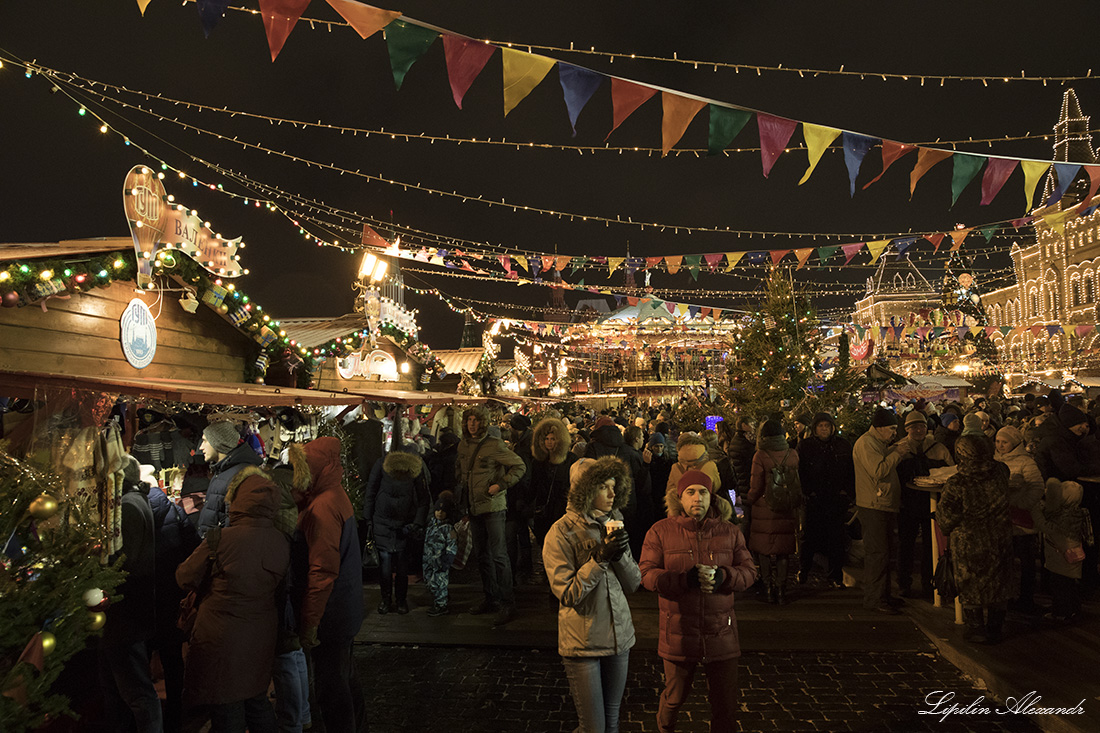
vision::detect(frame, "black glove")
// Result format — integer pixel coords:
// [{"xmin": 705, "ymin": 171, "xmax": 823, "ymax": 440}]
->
[
  {"xmin": 608, "ymin": 529, "xmax": 630, "ymax": 562},
  {"xmin": 711, "ymin": 567, "xmax": 726, "ymax": 588},
  {"xmin": 592, "ymin": 530, "xmax": 628, "ymax": 564},
  {"xmin": 685, "ymin": 566, "xmax": 701, "ymax": 588}
]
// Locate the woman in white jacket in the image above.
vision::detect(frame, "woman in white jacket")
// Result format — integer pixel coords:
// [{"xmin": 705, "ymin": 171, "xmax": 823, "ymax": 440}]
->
[
  {"xmin": 994, "ymin": 425, "xmax": 1045, "ymax": 612},
  {"xmin": 542, "ymin": 456, "xmax": 640, "ymax": 733}
]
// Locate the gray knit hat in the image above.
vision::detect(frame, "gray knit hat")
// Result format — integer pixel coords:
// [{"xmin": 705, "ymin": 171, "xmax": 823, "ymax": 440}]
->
[{"xmin": 203, "ymin": 420, "xmax": 241, "ymax": 455}]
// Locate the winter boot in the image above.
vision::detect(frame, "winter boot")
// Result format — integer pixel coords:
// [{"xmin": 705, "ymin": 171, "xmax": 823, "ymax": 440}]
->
[
  {"xmin": 777, "ymin": 581, "xmax": 788, "ymax": 606},
  {"xmin": 764, "ymin": 582, "xmax": 777, "ymax": 604},
  {"xmin": 985, "ymin": 606, "xmax": 1006, "ymax": 644},
  {"xmin": 962, "ymin": 607, "xmax": 987, "ymax": 643}
]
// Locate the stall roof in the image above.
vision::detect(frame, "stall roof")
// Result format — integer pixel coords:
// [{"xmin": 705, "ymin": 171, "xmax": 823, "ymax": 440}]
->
[
  {"xmin": 0, "ymin": 370, "xmax": 486, "ymax": 407},
  {"xmin": 434, "ymin": 348, "xmax": 484, "ymax": 375},
  {"xmin": 911, "ymin": 374, "xmax": 973, "ymax": 388},
  {"xmin": 0, "ymin": 237, "xmax": 131, "ymax": 261},
  {"xmin": 279, "ymin": 315, "xmax": 370, "ymax": 350}
]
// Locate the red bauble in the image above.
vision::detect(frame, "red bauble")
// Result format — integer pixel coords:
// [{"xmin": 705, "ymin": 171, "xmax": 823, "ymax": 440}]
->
[{"xmin": 1, "ymin": 290, "xmax": 19, "ymax": 308}]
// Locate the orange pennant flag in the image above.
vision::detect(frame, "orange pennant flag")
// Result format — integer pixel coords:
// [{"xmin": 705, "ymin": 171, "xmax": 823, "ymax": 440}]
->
[
  {"xmin": 1020, "ymin": 160, "xmax": 1051, "ymax": 210},
  {"xmin": 799, "ymin": 124, "xmax": 842, "ymax": 184},
  {"xmin": 502, "ymin": 49, "xmax": 555, "ymax": 116},
  {"xmin": 555, "ymin": 256, "xmax": 571, "ymax": 271},
  {"xmin": 910, "ymin": 148, "xmax": 953, "ymax": 197},
  {"xmin": 259, "ymin": 0, "xmax": 311, "ymax": 61},
  {"xmin": 949, "ymin": 228, "xmax": 972, "ymax": 251},
  {"xmin": 325, "ymin": 0, "xmax": 400, "ymax": 39},
  {"xmin": 607, "ymin": 78, "xmax": 657, "ymax": 140},
  {"xmin": 665, "ymin": 255, "xmax": 683, "ymax": 274},
  {"xmin": 770, "ymin": 249, "xmax": 791, "ymax": 265},
  {"xmin": 795, "ymin": 248, "xmax": 814, "ymax": 269},
  {"xmin": 864, "ymin": 140, "xmax": 917, "ymax": 189},
  {"xmin": 541, "ymin": 256, "xmax": 555, "ymax": 272},
  {"xmin": 662, "ymin": 93, "xmax": 708, "ymax": 156},
  {"xmin": 136, "ymin": 0, "xmax": 152, "ymax": 15}
]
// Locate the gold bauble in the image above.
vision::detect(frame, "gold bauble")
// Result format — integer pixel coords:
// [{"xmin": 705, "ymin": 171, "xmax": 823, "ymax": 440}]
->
[
  {"xmin": 28, "ymin": 494, "xmax": 59, "ymax": 520},
  {"xmin": 40, "ymin": 631, "xmax": 56, "ymax": 656},
  {"xmin": 86, "ymin": 611, "xmax": 107, "ymax": 631}
]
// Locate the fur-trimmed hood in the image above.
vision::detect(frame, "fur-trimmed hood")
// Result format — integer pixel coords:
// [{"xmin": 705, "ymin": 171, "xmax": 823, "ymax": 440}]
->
[
  {"xmin": 383, "ymin": 449, "xmax": 424, "ymax": 480},
  {"xmin": 567, "ymin": 456, "xmax": 632, "ymax": 515},
  {"xmin": 462, "ymin": 405, "xmax": 491, "ymax": 441},
  {"xmin": 663, "ymin": 484, "xmax": 733, "ymax": 522},
  {"xmin": 223, "ymin": 466, "xmax": 281, "ymax": 522},
  {"xmin": 287, "ymin": 436, "xmax": 344, "ymax": 506},
  {"xmin": 228, "ymin": 465, "xmax": 299, "ymax": 536},
  {"xmin": 532, "ymin": 417, "xmax": 571, "ymax": 464}
]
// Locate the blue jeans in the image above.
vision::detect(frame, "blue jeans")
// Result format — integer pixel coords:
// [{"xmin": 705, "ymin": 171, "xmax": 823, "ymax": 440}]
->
[
  {"xmin": 471, "ymin": 510, "xmax": 513, "ymax": 606},
  {"xmin": 562, "ymin": 651, "xmax": 630, "ymax": 733},
  {"xmin": 272, "ymin": 648, "xmax": 310, "ymax": 733}
]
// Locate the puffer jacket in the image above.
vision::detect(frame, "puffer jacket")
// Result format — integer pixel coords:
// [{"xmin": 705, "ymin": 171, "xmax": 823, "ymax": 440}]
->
[
  {"xmin": 747, "ymin": 443, "xmax": 800, "ymax": 556},
  {"xmin": 531, "ymin": 418, "xmax": 579, "ymax": 538},
  {"xmin": 196, "ymin": 441, "xmax": 262, "ymax": 537},
  {"xmin": 853, "ymin": 428, "xmax": 904, "ymax": 512},
  {"xmin": 288, "ymin": 437, "xmax": 363, "ymax": 641},
  {"xmin": 363, "ymin": 449, "xmax": 430, "ymax": 552},
  {"xmin": 639, "ymin": 486, "xmax": 756, "ymax": 663},
  {"xmin": 666, "ymin": 442, "xmax": 722, "ymax": 495},
  {"xmin": 995, "ymin": 443, "xmax": 1044, "ymax": 535},
  {"xmin": 456, "ymin": 405, "xmax": 526, "ymax": 516},
  {"xmin": 543, "ymin": 457, "xmax": 640, "ymax": 658},
  {"xmin": 728, "ymin": 431, "xmax": 756, "ymax": 499}
]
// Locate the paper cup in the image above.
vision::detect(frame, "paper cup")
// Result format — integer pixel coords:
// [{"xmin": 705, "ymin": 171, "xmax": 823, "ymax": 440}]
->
[
  {"xmin": 605, "ymin": 519, "xmax": 624, "ymax": 533},
  {"xmin": 696, "ymin": 564, "xmax": 716, "ymax": 583}
]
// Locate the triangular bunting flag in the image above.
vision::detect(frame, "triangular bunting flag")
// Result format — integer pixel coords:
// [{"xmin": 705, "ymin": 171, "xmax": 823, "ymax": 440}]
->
[
  {"xmin": 645, "ymin": 256, "xmax": 663, "ymax": 269},
  {"xmin": 530, "ymin": 257, "xmax": 542, "ymax": 276},
  {"xmin": 1031, "ymin": 325, "xmax": 1043, "ymax": 337},
  {"xmin": 1047, "ymin": 325, "xmax": 1063, "ymax": 337},
  {"xmin": 627, "ymin": 296, "xmax": 639, "ymax": 306},
  {"xmin": 842, "ymin": 132, "xmax": 878, "ymax": 196},
  {"xmin": 258, "ymin": 0, "xmax": 312, "ymax": 61},
  {"xmin": 556, "ymin": 256, "xmax": 572, "ymax": 271},
  {"xmin": 1020, "ymin": 160, "xmax": 1050, "ymax": 209},
  {"xmin": 197, "ymin": 0, "xmax": 231, "ymax": 37},
  {"xmin": 770, "ymin": 249, "xmax": 791, "ymax": 265},
  {"xmin": 724, "ymin": 252, "xmax": 745, "ymax": 271},
  {"xmin": 979, "ymin": 157, "xmax": 1017, "ymax": 206},
  {"xmin": 1076, "ymin": 325, "xmax": 1095, "ymax": 338},
  {"xmin": 757, "ymin": 113, "xmax": 799, "ymax": 178},
  {"xmin": 542, "ymin": 256, "xmax": 555, "ymax": 271},
  {"xmin": 842, "ymin": 242, "xmax": 864, "ymax": 265},
  {"xmin": 688, "ymin": 306, "xmax": 701, "ymax": 319},
  {"xmin": 683, "ymin": 255, "xmax": 701, "ymax": 280},
  {"xmin": 799, "ymin": 124, "xmax": 841, "ymax": 185},
  {"xmin": 985, "ymin": 326, "xmax": 996, "ymax": 337},
  {"xmin": 558, "ymin": 64, "xmax": 604, "ymax": 135},
  {"xmin": 326, "ymin": 0, "xmax": 399, "ymax": 40},
  {"xmin": 925, "ymin": 233, "xmax": 945, "ymax": 252},
  {"xmin": 950, "ymin": 228, "xmax": 972, "ymax": 251},
  {"xmin": 708, "ymin": 106, "xmax": 752, "ymax": 156},
  {"xmin": 817, "ymin": 245, "xmax": 840, "ymax": 265},
  {"xmin": 795, "ymin": 248, "xmax": 814, "ymax": 270},
  {"xmin": 999, "ymin": 326, "xmax": 1011, "ymax": 337},
  {"xmin": 977, "ymin": 225, "xmax": 999, "ymax": 243},
  {"xmin": 666, "ymin": 302, "xmax": 677, "ymax": 315},
  {"xmin": 863, "ymin": 140, "xmax": 916, "ymax": 189},
  {"xmin": 608, "ymin": 257, "xmax": 625, "ymax": 276},
  {"xmin": 441, "ymin": 35, "xmax": 495, "ymax": 109},
  {"xmin": 607, "ymin": 78, "xmax": 657, "ymax": 139},
  {"xmin": 917, "ymin": 327, "xmax": 931, "ymax": 340},
  {"xmin": 362, "ymin": 224, "xmax": 389, "ymax": 249},
  {"xmin": 866, "ymin": 239, "xmax": 890, "ymax": 264},
  {"xmin": 1041, "ymin": 208, "xmax": 1072, "ymax": 235},
  {"xmin": 910, "ymin": 148, "xmax": 953, "ymax": 197},
  {"xmin": 502, "ymin": 49, "xmax": 556, "ymax": 116},
  {"xmin": 894, "ymin": 236, "xmax": 917, "ymax": 258},
  {"xmin": 385, "ymin": 19, "xmax": 438, "ymax": 89},
  {"xmin": 704, "ymin": 253, "xmax": 724, "ymax": 270},
  {"xmin": 1049, "ymin": 163, "xmax": 1083, "ymax": 205},
  {"xmin": 677, "ymin": 303, "xmax": 690, "ymax": 317},
  {"xmin": 665, "ymin": 255, "xmax": 683, "ymax": 274},
  {"xmin": 662, "ymin": 93, "xmax": 708, "ymax": 156},
  {"xmin": 950, "ymin": 153, "xmax": 986, "ymax": 207}
]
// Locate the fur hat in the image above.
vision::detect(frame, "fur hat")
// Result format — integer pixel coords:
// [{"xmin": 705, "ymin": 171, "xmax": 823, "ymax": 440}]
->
[
  {"xmin": 677, "ymin": 469, "xmax": 713, "ymax": 497},
  {"xmin": 871, "ymin": 408, "xmax": 897, "ymax": 428},
  {"xmin": 568, "ymin": 456, "xmax": 632, "ymax": 515},
  {"xmin": 1059, "ymin": 403, "xmax": 1088, "ymax": 429},
  {"xmin": 203, "ymin": 420, "xmax": 241, "ymax": 455}
]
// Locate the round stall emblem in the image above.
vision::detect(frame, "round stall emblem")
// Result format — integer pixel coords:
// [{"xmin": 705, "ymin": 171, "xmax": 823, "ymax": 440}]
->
[{"xmin": 120, "ymin": 298, "xmax": 157, "ymax": 369}]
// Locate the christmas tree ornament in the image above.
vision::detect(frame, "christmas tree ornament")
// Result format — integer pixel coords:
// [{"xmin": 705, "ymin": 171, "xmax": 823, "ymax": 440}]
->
[
  {"xmin": 39, "ymin": 631, "xmax": 56, "ymax": 656},
  {"xmin": 86, "ymin": 611, "xmax": 107, "ymax": 631},
  {"xmin": 28, "ymin": 493, "xmax": 59, "ymax": 520},
  {"xmin": 82, "ymin": 588, "xmax": 105, "ymax": 607},
  {"xmin": 2, "ymin": 290, "xmax": 20, "ymax": 307}
]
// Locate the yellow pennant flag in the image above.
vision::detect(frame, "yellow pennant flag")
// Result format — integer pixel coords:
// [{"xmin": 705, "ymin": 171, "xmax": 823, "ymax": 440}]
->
[
  {"xmin": 430, "ymin": 256, "xmax": 446, "ymax": 266},
  {"xmin": 799, "ymin": 124, "xmax": 842, "ymax": 185},
  {"xmin": 516, "ymin": 256, "xmax": 530, "ymax": 272},
  {"xmin": 661, "ymin": 93, "xmax": 707, "ymax": 156},
  {"xmin": 608, "ymin": 257, "xmax": 626, "ymax": 276},
  {"xmin": 794, "ymin": 248, "xmax": 814, "ymax": 270},
  {"xmin": 502, "ymin": 49, "xmax": 556, "ymax": 116},
  {"xmin": 866, "ymin": 239, "xmax": 890, "ymax": 264},
  {"xmin": 136, "ymin": 0, "xmax": 152, "ymax": 13},
  {"xmin": 724, "ymin": 252, "xmax": 745, "ymax": 272},
  {"xmin": 1041, "ymin": 208, "xmax": 1072, "ymax": 235},
  {"xmin": 676, "ymin": 303, "xmax": 690, "ymax": 317},
  {"xmin": 1020, "ymin": 160, "xmax": 1050, "ymax": 210}
]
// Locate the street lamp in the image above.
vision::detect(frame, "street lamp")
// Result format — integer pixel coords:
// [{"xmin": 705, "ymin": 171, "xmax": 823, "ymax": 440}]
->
[{"xmin": 358, "ymin": 252, "xmax": 388, "ymax": 282}]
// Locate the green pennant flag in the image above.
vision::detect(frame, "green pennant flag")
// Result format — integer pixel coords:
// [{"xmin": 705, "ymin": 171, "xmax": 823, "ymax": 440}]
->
[
  {"xmin": 950, "ymin": 153, "xmax": 986, "ymax": 207},
  {"xmin": 999, "ymin": 326, "xmax": 1012, "ymax": 337},
  {"xmin": 683, "ymin": 254, "xmax": 701, "ymax": 280},
  {"xmin": 386, "ymin": 20, "xmax": 439, "ymax": 90},
  {"xmin": 576, "ymin": 278, "xmax": 585, "ymax": 287},
  {"xmin": 977, "ymin": 224, "xmax": 999, "ymax": 243},
  {"xmin": 569, "ymin": 256, "xmax": 588, "ymax": 275},
  {"xmin": 816, "ymin": 245, "xmax": 840, "ymax": 267},
  {"xmin": 708, "ymin": 106, "xmax": 752, "ymax": 156}
]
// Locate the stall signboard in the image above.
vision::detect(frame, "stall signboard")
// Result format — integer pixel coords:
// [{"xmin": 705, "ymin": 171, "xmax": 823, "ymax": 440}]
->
[
  {"xmin": 120, "ymin": 298, "xmax": 157, "ymax": 369},
  {"xmin": 338, "ymin": 349, "xmax": 399, "ymax": 381},
  {"xmin": 123, "ymin": 166, "xmax": 244, "ymax": 287}
]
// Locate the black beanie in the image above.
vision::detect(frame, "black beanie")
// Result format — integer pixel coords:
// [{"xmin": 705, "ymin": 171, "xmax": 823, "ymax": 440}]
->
[
  {"xmin": 1059, "ymin": 403, "xmax": 1088, "ymax": 429},
  {"xmin": 509, "ymin": 413, "xmax": 532, "ymax": 432},
  {"xmin": 871, "ymin": 407, "xmax": 898, "ymax": 427},
  {"xmin": 760, "ymin": 419, "xmax": 785, "ymax": 438}
]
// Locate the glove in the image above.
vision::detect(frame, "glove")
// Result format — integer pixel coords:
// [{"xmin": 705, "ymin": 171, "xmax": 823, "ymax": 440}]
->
[
  {"xmin": 710, "ymin": 567, "xmax": 726, "ymax": 589},
  {"xmin": 685, "ymin": 566, "xmax": 701, "ymax": 588},
  {"xmin": 299, "ymin": 625, "xmax": 319, "ymax": 650},
  {"xmin": 608, "ymin": 529, "xmax": 630, "ymax": 562}
]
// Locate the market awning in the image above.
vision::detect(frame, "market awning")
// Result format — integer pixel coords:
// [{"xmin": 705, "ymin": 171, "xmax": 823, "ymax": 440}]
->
[{"xmin": 0, "ymin": 370, "xmax": 486, "ymax": 407}]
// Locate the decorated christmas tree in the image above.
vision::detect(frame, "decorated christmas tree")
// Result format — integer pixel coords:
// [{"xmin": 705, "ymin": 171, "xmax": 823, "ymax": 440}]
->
[
  {"xmin": 942, "ymin": 251, "xmax": 998, "ymax": 362},
  {"xmin": 0, "ymin": 451, "xmax": 124, "ymax": 732}
]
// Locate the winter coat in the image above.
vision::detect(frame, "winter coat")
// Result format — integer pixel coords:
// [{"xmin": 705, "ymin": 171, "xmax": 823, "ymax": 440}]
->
[
  {"xmin": 585, "ymin": 424, "xmax": 650, "ymax": 518},
  {"xmin": 1041, "ymin": 480, "xmax": 1092, "ymax": 579},
  {"xmin": 797, "ymin": 428, "xmax": 855, "ymax": 506},
  {"xmin": 104, "ymin": 484, "xmax": 157, "ymax": 644},
  {"xmin": 288, "ymin": 437, "xmax": 364, "ymax": 641},
  {"xmin": 196, "ymin": 441, "xmax": 262, "ymax": 537},
  {"xmin": 543, "ymin": 457, "xmax": 641, "ymax": 658},
  {"xmin": 853, "ymin": 428, "xmax": 905, "ymax": 513},
  {"xmin": 937, "ymin": 463, "xmax": 1014, "ymax": 606},
  {"xmin": 427, "ymin": 441, "xmax": 459, "ymax": 498},
  {"xmin": 995, "ymin": 444, "xmax": 1045, "ymax": 536},
  {"xmin": 456, "ymin": 405, "xmax": 527, "ymax": 516},
  {"xmin": 896, "ymin": 435, "xmax": 954, "ymax": 514},
  {"xmin": 176, "ymin": 472, "xmax": 289, "ymax": 706},
  {"xmin": 707, "ymin": 446, "xmax": 738, "ymax": 507},
  {"xmin": 933, "ymin": 426, "xmax": 960, "ymax": 457},
  {"xmin": 363, "ymin": 450, "xmax": 431, "ymax": 552},
  {"xmin": 639, "ymin": 486, "xmax": 756, "ymax": 663},
  {"xmin": 148, "ymin": 483, "xmax": 200, "ymax": 636},
  {"xmin": 508, "ymin": 428, "xmax": 535, "ymax": 517},
  {"xmin": 530, "ymin": 418, "xmax": 579, "ymax": 539},
  {"xmin": 728, "ymin": 431, "xmax": 756, "ymax": 499},
  {"xmin": 1033, "ymin": 419, "xmax": 1100, "ymax": 482},
  {"xmin": 423, "ymin": 516, "xmax": 458, "ymax": 568},
  {"xmin": 747, "ymin": 443, "xmax": 800, "ymax": 556},
  {"xmin": 666, "ymin": 443, "xmax": 722, "ymax": 496}
]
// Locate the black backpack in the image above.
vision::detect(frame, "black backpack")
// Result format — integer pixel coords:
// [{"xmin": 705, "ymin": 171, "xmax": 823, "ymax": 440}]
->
[{"xmin": 766, "ymin": 449, "xmax": 803, "ymax": 513}]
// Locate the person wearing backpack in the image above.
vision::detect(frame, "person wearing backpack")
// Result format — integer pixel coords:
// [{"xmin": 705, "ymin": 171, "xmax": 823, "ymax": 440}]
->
[{"xmin": 747, "ymin": 419, "xmax": 802, "ymax": 605}]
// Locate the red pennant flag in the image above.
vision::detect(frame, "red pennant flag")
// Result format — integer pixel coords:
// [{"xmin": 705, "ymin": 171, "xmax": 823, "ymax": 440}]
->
[
  {"xmin": 661, "ymin": 92, "xmax": 708, "ymax": 156},
  {"xmin": 770, "ymin": 249, "xmax": 791, "ymax": 265},
  {"xmin": 842, "ymin": 242, "xmax": 864, "ymax": 265},
  {"xmin": 627, "ymin": 297, "xmax": 639, "ymax": 306},
  {"xmin": 607, "ymin": 78, "xmax": 657, "ymax": 140},
  {"xmin": 925, "ymin": 233, "xmax": 945, "ymax": 252},
  {"xmin": 704, "ymin": 253, "xmax": 724, "ymax": 269},
  {"xmin": 541, "ymin": 256, "xmax": 555, "ymax": 272},
  {"xmin": 325, "ymin": 0, "xmax": 399, "ymax": 40},
  {"xmin": 863, "ymin": 140, "xmax": 917, "ymax": 189},
  {"xmin": 499, "ymin": 255, "xmax": 513, "ymax": 272},
  {"xmin": 645, "ymin": 256, "xmax": 663, "ymax": 269},
  {"xmin": 1076, "ymin": 165, "xmax": 1100, "ymax": 213},
  {"xmin": 757, "ymin": 114, "xmax": 799, "ymax": 178},
  {"xmin": 910, "ymin": 148, "xmax": 953, "ymax": 197},
  {"xmin": 980, "ymin": 157, "xmax": 1018, "ymax": 206},
  {"xmin": 442, "ymin": 35, "xmax": 495, "ymax": 109},
  {"xmin": 362, "ymin": 224, "xmax": 388, "ymax": 248},
  {"xmin": 258, "ymin": 0, "xmax": 311, "ymax": 61}
]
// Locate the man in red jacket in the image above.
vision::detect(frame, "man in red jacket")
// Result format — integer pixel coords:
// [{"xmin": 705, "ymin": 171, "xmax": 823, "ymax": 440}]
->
[{"xmin": 640, "ymin": 470, "xmax": 757, "ymax": 733}]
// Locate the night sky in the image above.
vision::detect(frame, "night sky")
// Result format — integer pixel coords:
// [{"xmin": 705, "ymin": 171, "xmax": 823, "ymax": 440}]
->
[{"xmin": 2, "ymin": 1, "xmax": 1098, "ymax": 349}]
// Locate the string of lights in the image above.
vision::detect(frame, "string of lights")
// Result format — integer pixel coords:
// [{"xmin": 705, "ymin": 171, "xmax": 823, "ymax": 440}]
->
[{"xmin": 187, "ymin": 3, "xmax": 1099, "ymax": 86}]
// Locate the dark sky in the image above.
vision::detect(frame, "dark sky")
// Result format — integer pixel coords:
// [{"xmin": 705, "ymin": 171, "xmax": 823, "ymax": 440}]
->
[{"xmin": 2, "ymin": 1, "xmax": 1098, "ymax": 348}]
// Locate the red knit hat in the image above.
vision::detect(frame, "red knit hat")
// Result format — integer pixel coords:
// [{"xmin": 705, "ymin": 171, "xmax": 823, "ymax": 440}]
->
[{"xmin": 676, "ymin": 469, "xmax": 713, "ymax": 497}]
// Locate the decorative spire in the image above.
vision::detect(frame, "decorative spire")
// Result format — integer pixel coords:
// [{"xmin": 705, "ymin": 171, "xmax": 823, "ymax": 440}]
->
[
  {"xmin": 1054, "ymin": 88, "xmax": 1096, "ymax": 164},
  {"xmin": 459, "ymin": 311, "xmax": 481, "ymax": 348}
]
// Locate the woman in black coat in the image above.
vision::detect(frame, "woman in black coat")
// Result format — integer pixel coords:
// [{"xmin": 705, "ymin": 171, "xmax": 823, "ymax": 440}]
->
[
  {"xmin": 363, "ymin": 447, "xmax": 430, "ymax": 614},
  {"xmin": 529, "ymin": 417, "xmax": 579, "ymax": 545}
]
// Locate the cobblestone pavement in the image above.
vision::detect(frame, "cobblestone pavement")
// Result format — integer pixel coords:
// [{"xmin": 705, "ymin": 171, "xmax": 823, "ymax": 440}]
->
[{"xmin": 354, "ymin": 644, "xmax": 1041, "ymax": 733}]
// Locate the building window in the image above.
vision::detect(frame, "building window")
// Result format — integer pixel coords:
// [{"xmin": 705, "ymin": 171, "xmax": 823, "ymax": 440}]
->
[
  {"xmin": 1072, "ymin": 278, "xmax": 1081, "ymax": 307},
  {"xmin": 1030, "ymin": 291, "xmax": 1039, "ymax": 317},
  {"xmin": 1087, "ymin": 276, "xmax": 1095, "ymax": 303}
]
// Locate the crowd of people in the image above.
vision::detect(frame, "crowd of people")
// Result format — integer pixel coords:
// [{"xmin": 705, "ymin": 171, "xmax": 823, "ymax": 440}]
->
[{"xmin": 86, "ymin": 388, "xmax": 1097, "ymax": 733}]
